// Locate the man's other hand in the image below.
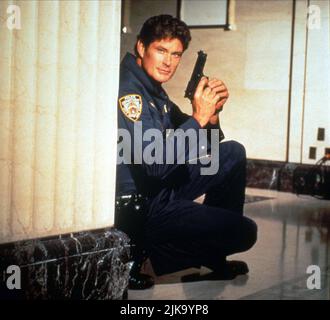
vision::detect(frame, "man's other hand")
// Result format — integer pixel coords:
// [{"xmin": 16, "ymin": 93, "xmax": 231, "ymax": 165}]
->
[
  {"xmin": 207, "ymin": 78, "xmax": 229, "ymax": 112},
  {"xmin": 192, "ymin": 77, "xmax": 229, "ymax": 127}
]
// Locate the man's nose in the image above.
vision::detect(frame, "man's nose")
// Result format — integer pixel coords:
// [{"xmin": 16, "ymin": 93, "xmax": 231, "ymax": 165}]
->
[{"xmin": 163, "ymin": 54, "xmax": 171, "ymax": 66}]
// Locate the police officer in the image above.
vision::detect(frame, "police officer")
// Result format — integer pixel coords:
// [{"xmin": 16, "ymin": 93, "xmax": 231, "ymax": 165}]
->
[{"xmin": 116, "ymin": 15, "xmax": 257, "ymax": 284}]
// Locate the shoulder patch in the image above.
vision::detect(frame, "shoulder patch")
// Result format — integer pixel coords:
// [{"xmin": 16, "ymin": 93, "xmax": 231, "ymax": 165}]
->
[{"xmin": 119, "ymin": 94, "xmax": 142, "ymax": 122}]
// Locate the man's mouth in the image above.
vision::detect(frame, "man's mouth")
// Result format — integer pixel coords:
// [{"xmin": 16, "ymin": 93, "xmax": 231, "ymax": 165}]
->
[{"xmin": 158, "ymin": 68, "xmax": 171, "ymax": 75}]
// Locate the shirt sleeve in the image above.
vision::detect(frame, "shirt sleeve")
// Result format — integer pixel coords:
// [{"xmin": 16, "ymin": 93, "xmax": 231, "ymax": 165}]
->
[
  {"xmin": 171, "ymin": 101, "xmax": 225, "ymax": 143},
  {"xmin": 169, "ymin": 102, "xmax": 191, "ymax": 128},
  {"xmin": 204, "ymin": 120, "xmax": 225, "ymax": 143}
]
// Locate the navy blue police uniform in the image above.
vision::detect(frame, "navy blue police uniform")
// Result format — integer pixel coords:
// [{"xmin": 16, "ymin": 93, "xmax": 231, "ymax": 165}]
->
[{"xmin": 117, "ymin": 53, "xmax": 257, "ymax": 276}]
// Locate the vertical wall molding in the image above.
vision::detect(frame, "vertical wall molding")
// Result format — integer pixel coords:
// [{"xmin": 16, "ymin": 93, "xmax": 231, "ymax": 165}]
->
[{"xmin": 0, "ymin": 0, "xmax": 121, "ymax": 244}]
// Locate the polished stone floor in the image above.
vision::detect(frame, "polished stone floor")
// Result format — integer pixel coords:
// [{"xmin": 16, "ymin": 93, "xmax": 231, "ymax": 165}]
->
[{"xmin": 128, "ymin": 188, "xmax": 330, "ymax": 300}]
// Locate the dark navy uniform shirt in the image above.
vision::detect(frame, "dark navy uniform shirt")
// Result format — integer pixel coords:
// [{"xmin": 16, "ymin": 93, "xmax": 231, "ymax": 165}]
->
[{"xmin": 116, "ymin": 53, "xmax": 220, "ymax": 196}]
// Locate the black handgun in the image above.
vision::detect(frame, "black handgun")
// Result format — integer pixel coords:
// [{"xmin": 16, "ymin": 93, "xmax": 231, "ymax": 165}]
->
[
  {"xmin": 185, "ymin": 50, "xmax": 225, "ymax": 141},
  {"xmin": 184, "ymin": 50, "xmax": 207, "ymax": 100}
]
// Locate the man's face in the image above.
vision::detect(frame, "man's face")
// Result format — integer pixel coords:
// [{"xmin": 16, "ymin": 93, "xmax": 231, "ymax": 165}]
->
[{"xmin": 137, "ymin": 38, "xmax": 184, "ymax": 83}]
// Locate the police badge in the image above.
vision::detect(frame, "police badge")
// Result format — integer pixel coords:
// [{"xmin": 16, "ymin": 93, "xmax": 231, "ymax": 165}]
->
[{"xmin": 119, "ymin": 94, "xmax": 142, "ymax": 122}]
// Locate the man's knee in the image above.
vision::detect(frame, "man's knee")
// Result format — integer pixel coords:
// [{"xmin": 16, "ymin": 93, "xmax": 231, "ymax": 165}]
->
[
  {"xmin": 220, "ymin": 141, "xmax": 246, "ymax": 166},
  {"xmin": 230, "ymin": 141, "xmax": 246, "ymax": 163},
  {"xmin": 239, "ymin": 217, "xmax": 257, "ymax": 252}
]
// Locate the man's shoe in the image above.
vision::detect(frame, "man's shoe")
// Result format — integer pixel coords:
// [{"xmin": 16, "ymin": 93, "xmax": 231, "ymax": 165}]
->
[
  {"xmin": 128, "ymin": 257, "xmax": 155, "ymax": 290},
  {"xmin": 128, "ymin": 273, "xmax": 154, "ymax": 290},
  {"xmin": 215, "ymin": 260, "xmax": 249, "ymax": 280}
]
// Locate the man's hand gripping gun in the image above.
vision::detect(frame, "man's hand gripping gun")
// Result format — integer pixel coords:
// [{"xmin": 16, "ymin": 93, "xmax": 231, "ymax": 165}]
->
[{"xmin": 184, "ymin": 50, "xmax": 225, "ymax": 141}]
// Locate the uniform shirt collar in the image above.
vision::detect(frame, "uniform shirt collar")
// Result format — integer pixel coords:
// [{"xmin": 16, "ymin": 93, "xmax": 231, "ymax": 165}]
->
[{"xmin": 121, "ymin": 53, "xmax": 168, "ymax": 100}]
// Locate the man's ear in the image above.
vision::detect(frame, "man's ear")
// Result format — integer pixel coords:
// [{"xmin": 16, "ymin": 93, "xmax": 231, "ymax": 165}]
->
[{"xmin": 136, "ymin": 40, "xmax": 145, "ymax": 59}]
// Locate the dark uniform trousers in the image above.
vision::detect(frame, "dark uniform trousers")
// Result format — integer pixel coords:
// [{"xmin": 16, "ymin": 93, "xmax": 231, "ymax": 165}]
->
[{"xmin": 144, "ymin": 140, "xmax": 258, "ymax": 276}]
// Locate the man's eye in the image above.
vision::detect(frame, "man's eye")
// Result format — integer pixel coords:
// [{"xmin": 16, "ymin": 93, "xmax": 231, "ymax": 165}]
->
[
  {"xmin": 173, "ymin": 53, "xmax": 182, "ymax": 58},
  {"xmin": 157, "ymin": 48, "xmax": 165, "ymax": 53}
]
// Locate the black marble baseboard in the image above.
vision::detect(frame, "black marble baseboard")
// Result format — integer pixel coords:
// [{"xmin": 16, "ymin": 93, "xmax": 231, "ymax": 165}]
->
[
  {"xmin": 246, "ymin": 159, "xmax": 319, "ymax": 193},
  {"xmin": 0, "ymin": 228, "xmax": 132, "ymax": 300}
]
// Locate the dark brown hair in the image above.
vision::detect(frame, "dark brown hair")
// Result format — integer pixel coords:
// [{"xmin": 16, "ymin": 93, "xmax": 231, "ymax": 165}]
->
[{"xmin": 135, "ymin": 15, "xmax": 191, "ymax": 56}]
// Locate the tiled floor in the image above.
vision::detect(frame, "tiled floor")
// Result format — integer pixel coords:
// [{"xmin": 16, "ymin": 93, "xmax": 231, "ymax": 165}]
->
[{"xmin": 128, "ymin": 188, "xmax": 330, "ymax": 300}]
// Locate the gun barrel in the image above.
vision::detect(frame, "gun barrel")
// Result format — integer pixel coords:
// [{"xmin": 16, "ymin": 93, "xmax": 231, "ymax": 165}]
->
[{"xmin": 184, "ymin": 51, "xmax": 207, "ymax": 101}]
